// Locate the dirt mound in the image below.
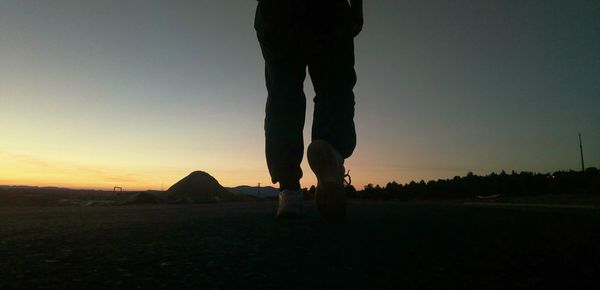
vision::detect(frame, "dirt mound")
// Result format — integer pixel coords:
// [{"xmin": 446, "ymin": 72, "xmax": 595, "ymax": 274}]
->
[
  {"xmin": 164, "ymin": 171, "xmax": 233, "ymax": 203},
  {"xmin": 120, "ymin": 192, "xmax": 162, "ymax": 205}
]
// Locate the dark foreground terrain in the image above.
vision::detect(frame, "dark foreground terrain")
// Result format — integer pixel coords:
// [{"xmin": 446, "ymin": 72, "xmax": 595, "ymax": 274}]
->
[{"xmin": 1, "ymin": 202, "xmax": 598, "ymax": 289}]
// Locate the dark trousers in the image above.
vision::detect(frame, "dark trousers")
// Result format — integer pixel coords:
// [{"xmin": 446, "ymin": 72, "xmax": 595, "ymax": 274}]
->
[{"xmin": 255, "ymin": 0, "xmax": 357, "ymax": 186}]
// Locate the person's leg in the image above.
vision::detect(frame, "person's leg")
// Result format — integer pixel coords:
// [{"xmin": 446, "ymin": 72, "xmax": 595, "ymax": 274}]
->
[
  {"xmin": 305, "ymin": 1, "xmax": 357, "ymax": 221},
  {"xmin": 264, "ymin": 63, "xmax": 306, "ymax": 190},
  {"xmin": 255, "ymin": 1, "xmax": 307, "ymax": 191},
  {"xmin": 308, "ymin": 2, "xmax": 357, "ymax": 159}
]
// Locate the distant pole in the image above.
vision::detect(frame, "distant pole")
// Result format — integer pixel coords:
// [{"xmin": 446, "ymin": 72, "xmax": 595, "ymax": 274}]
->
[
  {"xmin": 579, "ymin": 133, "xmax": 585, "ymax": 171},
  {"xmin": 257, "ymin": 182, "xmax": 261, "ymax": 196}
]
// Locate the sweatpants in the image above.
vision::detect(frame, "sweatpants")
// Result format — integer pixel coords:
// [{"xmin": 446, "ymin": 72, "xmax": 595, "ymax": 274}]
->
[{"xmin": 255, "ymin": 0, "xmax": 357, "ymax": 188}]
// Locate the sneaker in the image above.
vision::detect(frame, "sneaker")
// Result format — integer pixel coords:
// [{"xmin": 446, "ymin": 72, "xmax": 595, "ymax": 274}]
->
[
  {"xmin": 277, "ymin": 190, "xmax": 304, "ymax": 219},
  {"xmin": 307, "ymin": 140, "xmax": 346, "ymax": 221}
]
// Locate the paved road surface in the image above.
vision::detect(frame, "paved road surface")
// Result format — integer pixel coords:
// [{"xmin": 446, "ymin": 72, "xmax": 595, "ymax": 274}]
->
[{"xmin": 1, "ymin": 202, "xmax": 598, "ymax": 289}]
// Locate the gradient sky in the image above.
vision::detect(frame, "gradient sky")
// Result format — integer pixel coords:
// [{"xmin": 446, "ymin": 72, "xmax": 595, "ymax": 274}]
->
[{"xmin": 1, "ymin": 0, "xmax": 599, "ymax": 190}]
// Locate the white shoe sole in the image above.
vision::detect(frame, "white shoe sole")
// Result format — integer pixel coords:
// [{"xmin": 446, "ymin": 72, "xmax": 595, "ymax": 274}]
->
[{"xmin": 307, "ymin": 140, "xmax": 346, "ymax": 221}]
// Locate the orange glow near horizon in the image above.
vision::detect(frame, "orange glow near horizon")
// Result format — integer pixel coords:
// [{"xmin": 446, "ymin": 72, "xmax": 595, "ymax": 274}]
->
[
  {"xmin": 0, "ymin": 148, "xmax": 290, "ymax": 190},
  {"xmin": 0, "ymin": 147, "xmax": 470, "ymax": 191}
]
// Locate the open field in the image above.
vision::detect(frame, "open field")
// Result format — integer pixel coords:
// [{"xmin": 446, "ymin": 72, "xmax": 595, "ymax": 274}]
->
[{"xmin": 1, "ymin": 201, "xmax": 598, "ymax": 289}]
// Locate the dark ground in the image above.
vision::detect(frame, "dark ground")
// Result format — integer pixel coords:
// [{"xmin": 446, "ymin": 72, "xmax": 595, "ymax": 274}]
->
[{"xmin": 1, "ymin": 201, "xmax": 598, "ymax": 289}]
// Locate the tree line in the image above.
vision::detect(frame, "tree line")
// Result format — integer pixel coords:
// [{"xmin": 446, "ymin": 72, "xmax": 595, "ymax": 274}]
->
[{"xmin": 306, "ymin": 167, "xmax": 600, "ymax": 200}]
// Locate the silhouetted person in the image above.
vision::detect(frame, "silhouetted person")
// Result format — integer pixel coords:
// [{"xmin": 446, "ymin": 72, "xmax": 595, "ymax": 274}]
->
[{"xmin": 255, "ymin": 0, "xmax": 363, "ymax": 220}]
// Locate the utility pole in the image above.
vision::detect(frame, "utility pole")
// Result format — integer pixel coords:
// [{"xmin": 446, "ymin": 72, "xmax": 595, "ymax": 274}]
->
[
  {"xmin": 257, "ymin": 182, "xmax": 261, "ymax": 196},
  {"xmin": 579, "ymin": 133, "xmax": 585, "ymax": 172}
]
